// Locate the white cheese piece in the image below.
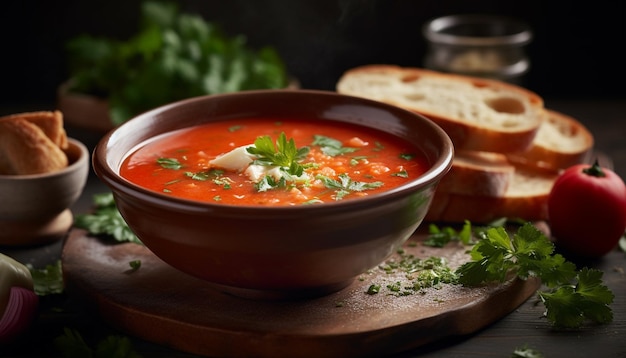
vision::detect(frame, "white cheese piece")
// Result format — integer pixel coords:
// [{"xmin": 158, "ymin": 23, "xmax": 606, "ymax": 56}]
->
[
  {"xmin": 209, "ymin": 145, "xmax": 255, "ymax": 171},
  {"xmin": 210, "ymin": 144, "xmax": 311, "ymax": 183}
]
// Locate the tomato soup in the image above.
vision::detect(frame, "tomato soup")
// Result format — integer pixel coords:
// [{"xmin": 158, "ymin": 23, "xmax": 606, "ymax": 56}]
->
[{"xmin": 120, "ymin": 118, "xmax": 429, "ymax": 206}]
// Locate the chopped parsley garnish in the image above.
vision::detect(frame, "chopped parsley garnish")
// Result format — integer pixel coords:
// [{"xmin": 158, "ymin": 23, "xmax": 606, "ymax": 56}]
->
[
  {"xmin": 156, "ymin": 157, "xmax": 182, "ymax": 170},
  {"xmin": 317, "ymin": 173, "xmax": 383, "ymax": 200},
  {"xmin": 391, "ymin": 170, "xmax": 408, "ymax": 178},
  {"xmin": 312, "ymin": 135, "xmax": 358, "ymax": 156},
  {"xmin": 399, "ymin": 153, "xmax": 415, "ymax": 160},
  {"xmin": 128, "ymin": 260, "xmax": 141, "ymax": 271}
]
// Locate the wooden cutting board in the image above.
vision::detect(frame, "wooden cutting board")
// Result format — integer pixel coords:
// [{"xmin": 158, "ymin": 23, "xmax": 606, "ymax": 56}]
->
[{"xmin": 62, "ymin": 227, "xmax": 540, "ymax": 358}]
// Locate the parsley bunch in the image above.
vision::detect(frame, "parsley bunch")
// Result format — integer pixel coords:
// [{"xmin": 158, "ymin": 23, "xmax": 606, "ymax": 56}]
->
[
  {"xmin": 456, "ymin": 222, "xmax": 614, "ymax": 328},
  {"xmin": 66, "ymin": 1, "xmax": 288, "ymax": 125}
]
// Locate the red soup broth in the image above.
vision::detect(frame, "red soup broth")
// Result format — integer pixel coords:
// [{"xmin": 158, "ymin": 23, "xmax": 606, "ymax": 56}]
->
[{"xmin": 120, "ymin": 118, "xmax": 429, "ymax": 206}]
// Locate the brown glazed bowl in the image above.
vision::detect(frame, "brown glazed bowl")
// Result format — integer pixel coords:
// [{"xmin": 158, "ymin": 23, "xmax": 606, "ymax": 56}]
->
[
  {"xmin": 0, "ymin": 138, "xmax": 90, "ymax": 246},
  {"xmin": 92, "ymin": 90, "xmax": 453, "ymax": 299}
]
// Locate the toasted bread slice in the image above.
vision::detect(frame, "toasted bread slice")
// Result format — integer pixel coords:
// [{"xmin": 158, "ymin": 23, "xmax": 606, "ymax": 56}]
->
[
  {"xmin": 0, "ymin": 110, "xmax": 68, "ymax": 150},
  {"xmin": 336, "ymin": 65, "xmax": 546, "ymax": 153},
  {"xmin": 506, "ymin": 108, "xmax": 594, "ymax": 171},
  {"xmin": 0, "ymin": 118, "xmax": 68, "ymax": 175},
  {"xmin": 437, "ymin": 150, "xmax": 515, "ymax": 197},
  {"xmin": 427, "ymin": 165, "xmax": 557, "ymax": 223}
]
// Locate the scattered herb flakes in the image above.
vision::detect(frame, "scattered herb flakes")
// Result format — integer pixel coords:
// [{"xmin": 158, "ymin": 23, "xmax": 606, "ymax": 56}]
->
[
  {"xmin": 399, "ymin": 153, "xmax": 415, "ymax": 160},
  {"xmin": 366, "ymin": 284, "xmax": 381, "ymax": 295},
  {"xmin": 367, "ymin": 253, "xmax": 458, "ymax": 296},
  {"xmin": 391, "ymin": 170, "xmax": 408, "ymax": 178},
  {"xmin": 129, "ymin": 260, "xmax": 142, "ymax": 271},
  {"xmin": 74, "ymin": 193, "xmax": 142, "ymax": 245}
]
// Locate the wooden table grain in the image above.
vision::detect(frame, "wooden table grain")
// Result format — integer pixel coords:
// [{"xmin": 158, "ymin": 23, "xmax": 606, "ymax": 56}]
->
[{"xmin": 2, "ymin": 99, "xmax": 625, "ymax": 358}]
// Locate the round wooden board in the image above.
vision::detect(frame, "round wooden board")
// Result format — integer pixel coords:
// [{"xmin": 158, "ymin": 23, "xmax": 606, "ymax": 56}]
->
[{"xmin": 62, "ymin": 228, "xmax": 540, "ymax": 358}]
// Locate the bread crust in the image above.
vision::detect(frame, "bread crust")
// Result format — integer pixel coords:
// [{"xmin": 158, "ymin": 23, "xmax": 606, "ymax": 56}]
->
[
  {"xmin": 336, "ymin": 65, "xmax": 546, "ymax": 153},
  {"xmin": 506, "ymin": 109, "xmax": 594, "ymax": 171}
]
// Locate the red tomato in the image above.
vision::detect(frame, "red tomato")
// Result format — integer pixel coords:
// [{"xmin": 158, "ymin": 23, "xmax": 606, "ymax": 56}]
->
[{"xmin": 548, "ymin": 161, "xmax": 626, "ymax": 258}]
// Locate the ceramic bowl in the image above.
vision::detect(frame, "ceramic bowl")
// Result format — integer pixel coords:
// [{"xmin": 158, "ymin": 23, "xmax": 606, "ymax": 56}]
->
[
  {"xmin": 92, "ymin": 90, "xmax": 453, "ymax": 299},
  {"xmin": 0, "ymin": 138, "xmax": 90, "ymax": 246}
]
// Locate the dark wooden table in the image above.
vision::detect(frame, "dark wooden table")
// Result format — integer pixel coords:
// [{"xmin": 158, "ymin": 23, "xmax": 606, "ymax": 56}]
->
[{"xmin": 2, "ymin": 98, "xmax": 625, "ymax": 357}]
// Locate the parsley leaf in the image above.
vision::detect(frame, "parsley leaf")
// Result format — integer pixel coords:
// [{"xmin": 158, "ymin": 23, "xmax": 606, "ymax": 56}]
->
[
  {"xmin": 311, "ymin": 135, "xmax": 358, "ymax": 156},
  {"xmin": 74, "ymin": 193, "xmax": 142, "ymax": 244},
  {"xmin": 424, "ymin": 220, "xmax": 474, "ymax": 247},
  {"xmin": 317, "ymin": 173, "xmax": 383, "ymax": 200},
  {"xmin": 246, "ymin": 132, "xmax": 310, "ymax": 176},
  {"xmin": 455, "ymin": 222, "xmax": 614, "ymax": 328},
  {"xmin": 28, "ymin": 260, "xmax": 64, "ymax": 296},
  {"xmin": 156, "ymin": 157, "xmax": 182, "ymax": 170}
]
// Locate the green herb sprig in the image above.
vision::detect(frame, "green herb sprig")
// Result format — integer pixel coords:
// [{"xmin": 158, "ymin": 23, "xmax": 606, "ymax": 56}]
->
[
  {"xmin": 456, "ymin": 222, "xmax": 614, "ymax": 328},
  {"xmin": 246, "ymin": 132, "xmax": 310, "ymax": 176},
  {"xmin": 74, "ymin": 193, "xmax": 142, "ymax": 244},
  {"xmin": 317, "ymin": 173, "xmax": 383, "ymax": 200}
]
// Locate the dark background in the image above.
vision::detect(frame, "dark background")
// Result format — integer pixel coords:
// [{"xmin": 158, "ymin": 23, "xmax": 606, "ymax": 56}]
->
[{"xmin": 1, "ymin": 0, "xmax": 625, "ymax": 108}]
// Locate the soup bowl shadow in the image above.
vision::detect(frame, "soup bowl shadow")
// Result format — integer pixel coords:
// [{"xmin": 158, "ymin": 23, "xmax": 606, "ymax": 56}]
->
[{"xmin": 92, "ymin": 90, "xmax": 453, "ymax": 300}]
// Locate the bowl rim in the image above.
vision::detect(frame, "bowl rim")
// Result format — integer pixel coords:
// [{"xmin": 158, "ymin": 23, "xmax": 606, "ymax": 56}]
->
[
  {"xmin": 0, "ymin": 138, "xmax": 89, "ymax": 180},
  {"xmin": 93, "ymin": 89, "xmax": 454, "ymax": 214}
]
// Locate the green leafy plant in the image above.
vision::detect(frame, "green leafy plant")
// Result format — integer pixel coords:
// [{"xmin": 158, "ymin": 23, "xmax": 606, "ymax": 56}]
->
[{"xmin": 65, "ymin": 1, "xmax": 288, "ymax": 125}]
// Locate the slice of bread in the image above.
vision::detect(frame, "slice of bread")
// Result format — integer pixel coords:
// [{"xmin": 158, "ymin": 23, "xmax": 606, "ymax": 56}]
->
[
  {"xmin": 427, "ymin": 165, "xmax": 558, "ymax": 223},
  {"xmin": 506, "ymin": 109, "xmax": 594, "ymax": 171},
  {"xmin": 337, "ymin": 65, "xmax": 546, "ymax": 153},
  {"xmin": 0, "ymin": 112, "xmax": 69, "ymax": 175},
  {"xmin": 437, "ymin": 150, "xmax": 515, "ymax": 197},
  {"xmin": 0, "ymin": 111, "xmax": 68, "ymax": 150}
]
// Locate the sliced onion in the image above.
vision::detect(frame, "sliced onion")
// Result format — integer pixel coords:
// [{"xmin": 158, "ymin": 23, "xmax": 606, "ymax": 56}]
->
[{"xmin": 0, "ymin": 286, "xmax": 39, "ymax": 343}]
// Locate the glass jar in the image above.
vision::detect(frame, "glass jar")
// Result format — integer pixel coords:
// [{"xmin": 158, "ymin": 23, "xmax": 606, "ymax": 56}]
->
[{"xmin": 422, "ymin": 14, "xmax": 532, "ymax": 83}]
